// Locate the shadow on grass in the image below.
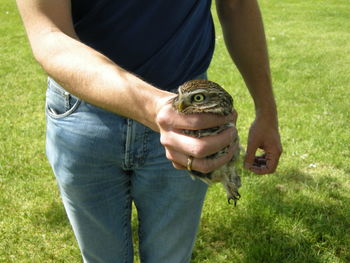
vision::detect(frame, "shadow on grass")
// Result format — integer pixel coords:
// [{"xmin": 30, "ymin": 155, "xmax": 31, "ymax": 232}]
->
[
  {"xmin": 30, "ymin": 200, "xmax": 70, "ymax": 230},
  {"xmin": 193, "ymin": 168, "xmax": 350, "ymax": 263}
]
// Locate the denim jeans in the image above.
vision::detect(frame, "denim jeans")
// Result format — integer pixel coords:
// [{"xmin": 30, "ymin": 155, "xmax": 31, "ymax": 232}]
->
[{"xmin": 45, "ymin": 76, "xmax": 208, "ymax": 263}]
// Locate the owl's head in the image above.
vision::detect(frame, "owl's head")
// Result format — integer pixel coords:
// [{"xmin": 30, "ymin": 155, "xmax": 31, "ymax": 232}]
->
[{"xmin": 172, "ymin": 79, "xmax": 233, "ymax": 115}]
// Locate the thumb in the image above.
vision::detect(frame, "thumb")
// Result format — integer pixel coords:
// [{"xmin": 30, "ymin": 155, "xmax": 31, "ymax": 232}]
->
[{"xmin": 244, "ymin": 140, "xmax": 258, "ymax": 170}]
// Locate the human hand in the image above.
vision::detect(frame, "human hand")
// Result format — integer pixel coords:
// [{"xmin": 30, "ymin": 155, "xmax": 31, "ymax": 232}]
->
[
  {"xmin": 244, "ymin": 115, "xmax": 282, "ymax": 174},
  {"xmin": 155, "ymin": 96, "xmax": 239, "ymax": 174}
]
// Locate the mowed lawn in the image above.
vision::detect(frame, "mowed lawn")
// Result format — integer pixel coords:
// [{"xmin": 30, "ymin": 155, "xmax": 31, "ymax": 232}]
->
[{"xmin": 1, "ymin": 0, "xmax": 349, "ymax": 262}]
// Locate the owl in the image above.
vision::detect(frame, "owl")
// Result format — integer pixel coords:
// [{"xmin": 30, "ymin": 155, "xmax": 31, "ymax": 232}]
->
[{"xmin": 172, "ymin": 79, "xmax": 241, "ymax": 205}]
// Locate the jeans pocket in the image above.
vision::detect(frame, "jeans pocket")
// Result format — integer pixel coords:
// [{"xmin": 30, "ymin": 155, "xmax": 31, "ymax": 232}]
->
[{"xmin": 46, "ymin": 78, "xmax": 81, "ymax": 119}]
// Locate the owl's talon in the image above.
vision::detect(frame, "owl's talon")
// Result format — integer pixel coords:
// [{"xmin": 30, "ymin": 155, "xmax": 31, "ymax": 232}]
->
[
  {"xmin": 227, "ymin": 197, "xmax": 237, "ymax": 206},
  {"xmin": 227, "ymin": 192, "xmax": 241, "ymax": 206}
]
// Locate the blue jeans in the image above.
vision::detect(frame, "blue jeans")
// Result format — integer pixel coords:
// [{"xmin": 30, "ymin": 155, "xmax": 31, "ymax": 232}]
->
[{"xmin": 45, "ymin": 77, "xmax": 208, "ymax": 263}]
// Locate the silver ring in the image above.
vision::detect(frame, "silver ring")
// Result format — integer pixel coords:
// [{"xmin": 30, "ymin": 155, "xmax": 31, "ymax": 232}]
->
[{"xmin": 187, "ymin": 156, "xmax": 194, "ymax": 171}]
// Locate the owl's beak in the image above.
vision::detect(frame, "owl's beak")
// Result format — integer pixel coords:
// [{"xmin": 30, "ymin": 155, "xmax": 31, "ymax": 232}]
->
[
  {"xmin": 173, "ymin": 91, "xmax": 190, "ymax": 112},
  {"xmin": 175, "ymin": 99, "xmax": 191, "ymax": 112},
  {"xmin": 176, "ymin": 101, "xmax": 185, "ymax": 112}
]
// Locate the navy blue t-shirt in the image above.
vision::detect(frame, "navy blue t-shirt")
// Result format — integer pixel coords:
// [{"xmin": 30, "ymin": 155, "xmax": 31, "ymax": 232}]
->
[{"xmin": 71, "ymin": 0, "xmax": 215, "ymax": 90}]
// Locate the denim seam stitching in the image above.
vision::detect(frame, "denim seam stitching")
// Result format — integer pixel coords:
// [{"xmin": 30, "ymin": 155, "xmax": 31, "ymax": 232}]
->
[
  {"xmin": 140, "ymin": 126, "xmax": 150, "ymax": 167},
  {"xmin": 124, "ymin": 119, "xmax": 133, "ymax": 170}
]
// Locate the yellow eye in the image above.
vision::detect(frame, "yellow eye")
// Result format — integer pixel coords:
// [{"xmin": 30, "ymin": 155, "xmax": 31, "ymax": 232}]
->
[{"xmin": 192, "ymin": 94, "xmax": 205, "ymax": 102}]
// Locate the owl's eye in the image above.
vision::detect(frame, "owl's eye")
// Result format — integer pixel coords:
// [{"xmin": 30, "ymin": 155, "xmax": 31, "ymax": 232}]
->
[{"xmin": 192, "ymin": 93, "xmax": 206, "ymax": 102}]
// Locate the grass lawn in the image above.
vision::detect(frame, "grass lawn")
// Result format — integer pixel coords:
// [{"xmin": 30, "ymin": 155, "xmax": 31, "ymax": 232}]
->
[{"xmin": 1, "ymin": 0, "xmax": 349, "ymax": 262}]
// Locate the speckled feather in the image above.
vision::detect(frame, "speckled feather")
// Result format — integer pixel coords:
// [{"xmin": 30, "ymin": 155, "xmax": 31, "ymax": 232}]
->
[{"xmin": 172, "ymin": 79, "xmax": 242, "ymax": 205}]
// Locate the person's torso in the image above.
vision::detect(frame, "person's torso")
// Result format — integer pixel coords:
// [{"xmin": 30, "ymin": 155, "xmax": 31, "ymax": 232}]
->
[{"xmin": 71, "ymin": 0, "xmax": 215, "ymax": 90}]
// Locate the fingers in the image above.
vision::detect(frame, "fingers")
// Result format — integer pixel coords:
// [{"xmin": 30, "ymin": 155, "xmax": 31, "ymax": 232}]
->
[
  {"xmin": 156, "ymin": 103, "xmax": 235, "ymax": 131},
  {"xmin": 244, "ymin": 144, "xmax": 282, "ymax": 175},
  {"xmin": 244, "ymin": 152, "xmax": 279, "ymax": 175},
  {"xmin": 156, "ymin": 102, "xmax": 239, "ymax": 174},
  {"xmin": 243, "ymin": 139, "xmax": 259, "ymax": 170},
  {"xmin": 161, "ymin": 127, "xmax": 237, "ymax": 159},
  {"xmin": 166, "ymin": 141, "xmax": 239, "ymax": 174}
]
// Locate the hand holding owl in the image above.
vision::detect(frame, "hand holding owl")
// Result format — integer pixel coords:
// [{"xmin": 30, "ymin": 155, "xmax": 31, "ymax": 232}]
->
[
  {"xmin": 156, "ymin": 79, "xmax": 242, "ymax": 204},
  {"xmin": 155, "ymin": 88, "xmax": 238, "ymax": 175}
]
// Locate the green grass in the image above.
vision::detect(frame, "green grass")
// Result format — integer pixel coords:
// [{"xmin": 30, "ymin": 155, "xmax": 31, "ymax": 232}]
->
[{"xmin": 1, "ymin": 0, "xmax": 349, "ymax": 262}]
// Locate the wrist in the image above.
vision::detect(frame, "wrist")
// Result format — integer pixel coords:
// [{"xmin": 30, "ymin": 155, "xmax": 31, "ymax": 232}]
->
[
  {"xmin": 255, "ymin": 100, "xmax": 279, "ymax": 126},
  {"xmin": 255, "ymin": 100, "xmax": 277, "ymax": 117},
  {"xmin": 116, "ymin": 72, "xmax": 174, "ymax": 132},
  {"xmin": 151, "ymin": 91, "xmax": 177, "ymax": 132}
]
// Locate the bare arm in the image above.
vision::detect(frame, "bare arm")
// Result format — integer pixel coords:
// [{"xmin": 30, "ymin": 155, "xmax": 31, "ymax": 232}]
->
[
  {"xmin": 16, "ymin": 0, "xmax": 169, "ymax": 131},
  {"xmin": 216, "ymin": 0, "xmax": 282, "ymax": 174},
  {"xmin": 16, "ymin": 0, "xmax": 238, "ymax": 173}
]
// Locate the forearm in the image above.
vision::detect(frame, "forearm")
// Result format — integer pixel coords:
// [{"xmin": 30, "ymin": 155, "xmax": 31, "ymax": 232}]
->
[
  {"xmin": 216, "ymin": 0, "xmax": 277, "ymax": 120},
  {"xmin": 16, "ymin": 0, "xmax": 174, "ymax": 131},
  {"xmin": 216, "ymin": 0, "xmax": 282, "ymax": 173},
  {"xmin": 35, "ymin": 32, "xmax": 172, "ymax": 131}
]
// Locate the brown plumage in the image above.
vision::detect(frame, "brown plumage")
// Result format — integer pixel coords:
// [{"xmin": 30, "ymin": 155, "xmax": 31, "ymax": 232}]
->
[{"xmin": 172, "ymin": 79, "xmax": 241, "ymax": 205}]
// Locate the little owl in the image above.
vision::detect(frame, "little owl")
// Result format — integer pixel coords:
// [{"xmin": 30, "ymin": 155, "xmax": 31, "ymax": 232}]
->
[{"xmin": 172, "ymin": 79, "xmax": 241, "ymax": 205}]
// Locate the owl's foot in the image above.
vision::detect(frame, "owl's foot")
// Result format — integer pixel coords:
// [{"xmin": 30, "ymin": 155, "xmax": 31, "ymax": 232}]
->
[
  {"xmin": 227, "ymin": 191, "xmax": 241, "ymax": 206},
  {"xmin": 222, "ymin": 170, "xmax": 241, "ymax": 206}
]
